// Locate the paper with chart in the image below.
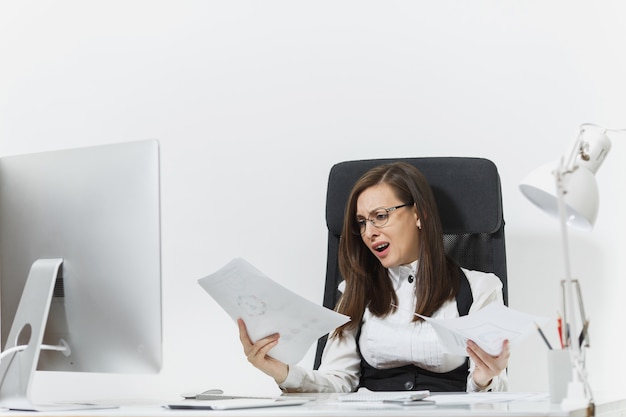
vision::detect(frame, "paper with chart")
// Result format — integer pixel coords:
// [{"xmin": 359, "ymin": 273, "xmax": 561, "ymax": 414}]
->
[
  {"xmin": 198, "ymin": 258, "xmax": 350, "ymax": 365},
  {"xmin": 417, "ymin": 303, "xmax": 549, "ymax": 356}
]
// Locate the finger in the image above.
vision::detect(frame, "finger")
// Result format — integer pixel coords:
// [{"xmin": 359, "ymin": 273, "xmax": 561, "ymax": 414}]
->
[
  {"xmin": 470, "ymin": 340, "xmax": 510, "ymax": 374},
  {"xmin": 467, "ymin": 340, "xmax": 490, "ymax": 361},
  {"xmin": 257, "ymin": 338, "xmax": 279, "ymax": 359},
  {"xmin": 496, "ymin": 343, "xmax": 511, "ymax": 369},
  {"xmin": 468, "ymin": 340, "xmax": 504, "ymax": 359},
  {"xmin": 488, "ymin": 339, "xmax": 510, "ymax": 366},
  {"xmin": 247, "ymin": 338, "xmax": 279, "ymax": 364},
  {"xmin": 247, "ymin": 333, "xmax": 280, "ymax": 356},
  {"xmin": 466, "ymin": 344, "xmax": 488, "ymax": 369},
  {"xmin": 467, "ymin": 341, "xmax": 499, "ymax": 373},
  {"xmin": 501, "ymin": 339, "xmax": 511, "ymax": 358},
  {"xmin": 237, "ymin": 318, "xmax": 253, "ymax": 347}
]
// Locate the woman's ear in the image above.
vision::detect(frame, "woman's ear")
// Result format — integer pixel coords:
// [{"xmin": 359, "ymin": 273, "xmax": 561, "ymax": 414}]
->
[
  {"xmin": 414, "ymin": 205, "xmax": 427, "ymax": 230},
  {"xmin": 413, "ymin": 206, "xmax": 422, "ymax": 230}
]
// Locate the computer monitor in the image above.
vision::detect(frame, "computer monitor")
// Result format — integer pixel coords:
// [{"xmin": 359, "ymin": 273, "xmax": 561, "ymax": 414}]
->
[{"xmin": 0, "ymin": 140, "xmax": 162, "ymax": 410}]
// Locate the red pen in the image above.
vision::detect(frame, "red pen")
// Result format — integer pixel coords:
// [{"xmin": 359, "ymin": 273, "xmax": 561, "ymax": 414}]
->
[{"xmin": 557, "ymin": 313, "xmax": 564, "ymax": 349}]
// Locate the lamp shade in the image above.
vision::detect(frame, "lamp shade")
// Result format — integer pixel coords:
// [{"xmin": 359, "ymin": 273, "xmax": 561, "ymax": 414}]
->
[
  {"xmin": 519, "ymin": 125, "xmax": 612, "ymax": 231},
  {"xmin": 519, "ymin": 162, "xmax": 599, "ymax": 231}
]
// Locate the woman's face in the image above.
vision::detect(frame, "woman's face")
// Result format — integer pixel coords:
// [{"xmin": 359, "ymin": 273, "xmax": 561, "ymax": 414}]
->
[{"xmin": 356, "ymin": 183, "xmax": 420, "ymax": 268}]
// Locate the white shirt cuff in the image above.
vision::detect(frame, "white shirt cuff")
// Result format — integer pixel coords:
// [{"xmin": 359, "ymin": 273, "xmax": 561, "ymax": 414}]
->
[
  {"xmin": 279, "ymin": 365, "xmax": 306, "ymax": 391},
  {"xmin": 467, "ymin": 376, "xmax": 495, "ymax": 392}
]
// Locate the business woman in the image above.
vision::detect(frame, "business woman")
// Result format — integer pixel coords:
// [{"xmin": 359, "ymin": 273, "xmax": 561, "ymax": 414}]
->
[{"xmin": 238, "ymin": 162, "xmax": 509, "ymax": 392}]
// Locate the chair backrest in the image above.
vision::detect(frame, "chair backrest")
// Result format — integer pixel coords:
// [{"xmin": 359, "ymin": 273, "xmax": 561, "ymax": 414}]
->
[{"xmin": 314, "ymin": 157, "xmax": 507, "ymax": 369}]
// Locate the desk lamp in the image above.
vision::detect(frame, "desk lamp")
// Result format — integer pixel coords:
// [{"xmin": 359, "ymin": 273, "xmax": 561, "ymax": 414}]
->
[{"xmin": 519, "ymin": 123, "xmax": 622, "ymax": 411}]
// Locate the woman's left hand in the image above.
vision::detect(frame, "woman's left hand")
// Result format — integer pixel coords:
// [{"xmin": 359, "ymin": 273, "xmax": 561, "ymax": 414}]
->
[{"xmin": 467, "ymin": 339, "xmax": 510, "ymax": 388}]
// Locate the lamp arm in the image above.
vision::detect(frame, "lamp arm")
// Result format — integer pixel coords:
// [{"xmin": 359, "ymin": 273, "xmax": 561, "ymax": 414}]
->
[
  {"xmin": 555, "ymin": 151, "xmax": 601, "ymax": 412},
  {"xmin": 579, "ymin": 122, "xmax": 626, "ymax": 134},
  {"xmin": 554, "ymin": 160, "xmax": 580, "ymax": 356},
  {"xmin": 554, "ymin": 161, "xmax": 595, "ymax": 409}
]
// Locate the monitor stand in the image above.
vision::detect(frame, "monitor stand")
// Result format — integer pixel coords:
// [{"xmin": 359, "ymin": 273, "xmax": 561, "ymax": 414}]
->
[{"xmin": 0, "ymin": 259, "xmax": 116, "ymax": 411}]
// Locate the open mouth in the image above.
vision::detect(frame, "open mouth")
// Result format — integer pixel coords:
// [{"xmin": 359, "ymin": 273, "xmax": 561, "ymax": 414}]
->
[{"xmin": 374, "ymin": 243, "xmax": 389, "ymax": 252}]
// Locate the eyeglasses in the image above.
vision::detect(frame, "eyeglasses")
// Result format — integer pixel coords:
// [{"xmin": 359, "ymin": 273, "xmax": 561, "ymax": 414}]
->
[{"xmin": 352, "ymin": 202, "xmax": 414, "ymax": 235}]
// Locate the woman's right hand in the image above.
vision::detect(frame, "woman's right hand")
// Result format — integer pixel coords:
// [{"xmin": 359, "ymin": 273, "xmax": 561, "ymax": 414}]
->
[{"xmin": 237, "ymin": 318, "xmax": 289, "ymax": 384}]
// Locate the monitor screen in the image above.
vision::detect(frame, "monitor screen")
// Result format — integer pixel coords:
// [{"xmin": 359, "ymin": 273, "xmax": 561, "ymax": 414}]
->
[{"xmin": 0, "ymin": 140, "xmax": 162, "ymax": 404}]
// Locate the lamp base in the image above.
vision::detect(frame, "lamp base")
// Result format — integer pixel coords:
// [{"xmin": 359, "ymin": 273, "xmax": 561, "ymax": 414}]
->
[{"xmin": 560, "ymin": 372, "xmax": 589, "ymax": 412}]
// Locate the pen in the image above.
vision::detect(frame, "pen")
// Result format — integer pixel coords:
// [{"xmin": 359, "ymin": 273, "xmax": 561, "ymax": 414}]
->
[
  {"xmin": 556, "ymin": 314, "xmax": 564, "ymax": 349},
  {"xmin": 535, "ymin": 322, "xmax": 552, "ymax": 350},
  {"xmin": 578, "ymin": 319, "xmax": 589, "ymax": 348}
]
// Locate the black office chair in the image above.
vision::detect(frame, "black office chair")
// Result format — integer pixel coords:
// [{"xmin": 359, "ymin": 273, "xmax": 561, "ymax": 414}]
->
[{"xmin": 314, "ymin": 157, "xmax": 507, "ymax": 369}]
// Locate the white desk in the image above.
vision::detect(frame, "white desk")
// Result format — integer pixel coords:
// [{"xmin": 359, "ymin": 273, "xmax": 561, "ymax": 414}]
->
[{"xmin": 1, "ymin": 393, "xmax": 624, "ymax": 417}]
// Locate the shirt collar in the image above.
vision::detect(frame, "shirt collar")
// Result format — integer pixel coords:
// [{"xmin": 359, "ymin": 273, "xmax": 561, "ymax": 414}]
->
[{"xmin": 388, "ymin": 260, "xmax": 418, "ymax": 289}]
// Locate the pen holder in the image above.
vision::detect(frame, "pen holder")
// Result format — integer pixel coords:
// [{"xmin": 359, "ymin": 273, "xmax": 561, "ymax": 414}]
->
[{"xmin": 547, "ymin": 349, "xmax": 572, "ymax": 403}]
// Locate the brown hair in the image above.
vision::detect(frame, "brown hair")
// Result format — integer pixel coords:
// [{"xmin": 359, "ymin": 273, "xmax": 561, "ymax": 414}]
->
[{"xmin": 334, "ymin": 162, "xmax": 460, "ymax": 337}]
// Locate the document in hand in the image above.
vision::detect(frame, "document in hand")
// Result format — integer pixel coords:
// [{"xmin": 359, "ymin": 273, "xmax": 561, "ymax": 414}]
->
[
  {"xmin": 417, "ymin": 303, "xmax": 549, "ymax": 356},
  {"xmin": 198, "ymin": 258, "xmax": 350, "ymax": 364}
]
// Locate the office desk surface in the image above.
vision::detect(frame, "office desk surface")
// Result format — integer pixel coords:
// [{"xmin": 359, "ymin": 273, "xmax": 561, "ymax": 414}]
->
[{"xmin": 1, "ymin": 393, "xmax": 623, "ymax": 417}]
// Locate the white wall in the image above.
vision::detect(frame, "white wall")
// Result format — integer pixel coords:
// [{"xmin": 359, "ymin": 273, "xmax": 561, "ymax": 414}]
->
[{"xmin": 1, "ymin": 0, "xmax": 625, "ymax": 403}]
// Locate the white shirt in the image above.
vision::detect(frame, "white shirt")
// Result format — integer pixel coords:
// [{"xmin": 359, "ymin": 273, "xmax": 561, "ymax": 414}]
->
[{"xmin": 280, "ymin": 262, "xmax": 508, "ymax": 393}]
